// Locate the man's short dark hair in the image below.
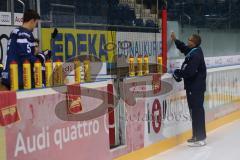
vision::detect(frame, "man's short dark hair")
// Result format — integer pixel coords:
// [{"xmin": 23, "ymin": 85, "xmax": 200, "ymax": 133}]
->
[
  {"xmin": 192, "ymin": 34, "xmax": 201, "ymax": 46},
  {"xmin": 23, "ymin": 9, "xmax": 40, "ymax": 23}
]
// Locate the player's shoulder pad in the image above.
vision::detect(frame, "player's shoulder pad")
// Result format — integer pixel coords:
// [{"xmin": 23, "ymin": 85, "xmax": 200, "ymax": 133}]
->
[
  {"xmin": 10, "ymin": 28, "xmax": 31, "ymax": 39},
  {"xmin": 11, "ymin": 28, "xmax": 20, "ymax": 35},
  {"xmin": 17, "ymin": 30, "xmax": 31, "ymax": 39}
]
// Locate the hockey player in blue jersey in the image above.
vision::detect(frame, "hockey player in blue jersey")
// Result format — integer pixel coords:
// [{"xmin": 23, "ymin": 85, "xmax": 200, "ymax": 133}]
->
[{"xmin": 1, "ymin": 9, "xmax": 51, "ymax": 89}]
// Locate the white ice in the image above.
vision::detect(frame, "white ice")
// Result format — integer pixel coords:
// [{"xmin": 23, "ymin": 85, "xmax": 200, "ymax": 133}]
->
[{"xmin": 146, "ymin": 120, "xmax": 240, "ymax": 160}]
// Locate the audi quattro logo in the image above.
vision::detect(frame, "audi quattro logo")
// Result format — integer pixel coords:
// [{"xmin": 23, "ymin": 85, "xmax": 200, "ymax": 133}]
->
[{"xmin": 0, "ymin": 14, "xmax": 10, "ymax": 23}]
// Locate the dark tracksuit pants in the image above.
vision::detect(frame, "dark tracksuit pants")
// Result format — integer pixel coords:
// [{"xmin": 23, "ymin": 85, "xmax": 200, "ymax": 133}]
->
[{"xmin": 186, "ymin": 90, "xmax": 206, "ymax": 141}]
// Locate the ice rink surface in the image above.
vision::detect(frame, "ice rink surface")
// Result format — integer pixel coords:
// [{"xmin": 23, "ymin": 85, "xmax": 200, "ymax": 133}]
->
[{"xmin": 146, "ymin": 120, "xmax": 240, "ymax": 160}]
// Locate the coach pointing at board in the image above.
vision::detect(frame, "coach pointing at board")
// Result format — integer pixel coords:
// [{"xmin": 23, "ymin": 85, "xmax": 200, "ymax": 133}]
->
[{"xmin": 171, "ymin": 32, "xmax": 207, "ymax": 147}]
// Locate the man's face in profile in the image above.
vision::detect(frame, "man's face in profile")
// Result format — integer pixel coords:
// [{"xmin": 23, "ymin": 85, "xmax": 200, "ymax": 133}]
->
[
  {"xmin": 30, "ymin": 19, "xmax": 39, "ymax": 31},
  {"xmin": 187, "ymin": 36, "xmax": 196, "ymax": 48}
]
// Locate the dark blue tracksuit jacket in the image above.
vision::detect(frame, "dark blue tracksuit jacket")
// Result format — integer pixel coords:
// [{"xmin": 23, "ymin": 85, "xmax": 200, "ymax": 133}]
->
[{"xmin": 175, "ymin": 39, "xmax": 207, "ymax": 92}]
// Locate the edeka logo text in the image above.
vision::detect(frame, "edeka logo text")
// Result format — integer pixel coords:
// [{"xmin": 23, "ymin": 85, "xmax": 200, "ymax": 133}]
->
[
  {"xmin": 51, "ymin": 33, "xmax": 108, "ymax": 61},
  {"xmin": 41, "ymin": 28, "xmax": 116, "ymax": 63}
]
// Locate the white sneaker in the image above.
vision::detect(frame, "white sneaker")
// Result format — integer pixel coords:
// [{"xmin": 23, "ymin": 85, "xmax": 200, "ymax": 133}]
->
[{"xmin": 187, "ymin": 140, "xmax": 207, "ymax": 147}]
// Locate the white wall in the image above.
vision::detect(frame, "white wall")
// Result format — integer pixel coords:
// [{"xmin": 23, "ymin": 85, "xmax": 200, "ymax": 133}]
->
[{"xmin": 179, "ymin": 26, "xmax": 240, "ymax": 57}]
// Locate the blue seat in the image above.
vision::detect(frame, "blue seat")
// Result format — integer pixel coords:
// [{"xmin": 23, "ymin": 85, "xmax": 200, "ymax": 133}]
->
[
  {"xmin": 145, "ymin": 20, "xmax": 156, "ymax": 28},
  {"xmin": 135, "ymin": 18, "xmax": 144, "ymax": 26}
]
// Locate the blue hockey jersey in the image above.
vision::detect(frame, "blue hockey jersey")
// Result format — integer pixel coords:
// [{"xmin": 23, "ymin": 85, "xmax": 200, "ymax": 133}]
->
[{"xmin": 1, "ymin": 27, "xmax": 44, "ymax": 89}]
